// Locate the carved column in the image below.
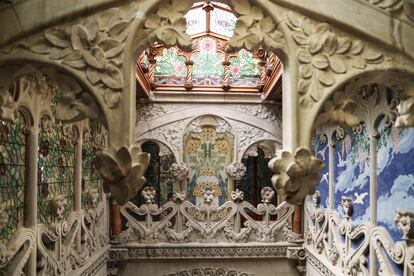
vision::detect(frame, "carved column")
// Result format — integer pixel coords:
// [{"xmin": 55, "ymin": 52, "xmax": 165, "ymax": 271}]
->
[
  {"xmin": 73, "ymin": 124, "xmax": 83, "ymax": 252},
  {"xmin": 184, "ymin": 60, "xmax": 194, "ymax": 90},
  {"xmin": 148, "ymin": 47, "xmax": 158, "ymax": 90},
  {"xmin": 222, "ymin": 59, "xmax": 231, "ymax": 91},
  {"xmin": 257, "ymin": 49, "xmax": 266, "ymax": 92},
  {"xmin": 24, "ymin": 126, "xmax": 38, "ymax": 276},
  {"xmin": 292, "ymin": 204, "xmax": 302, "ymax": 235}
]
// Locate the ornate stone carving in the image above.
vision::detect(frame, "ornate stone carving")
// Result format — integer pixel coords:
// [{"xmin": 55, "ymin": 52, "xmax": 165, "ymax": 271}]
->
[
  {"xmin": 341, "ymin": 196, "xmax": 354, "ymax": 220},
  {"xmin": 170, "ymin": 161, "xmax": 189, "ymax": 181},
  {"xmin": 227, "ymin": 0, "xmax": 285, "ymax": 52},
  {"xmin": 119, "ymin": 188, "xmax": 294, "ymax": 243},
  {"xmin": 0, "ymin": 206, "xmax": 36, "ymax": 276},
  {"xmin": 163, "ymin": 268, "xmax": 254, "ymax": 276},
  {"xmin": 396, "ymin": 88, "xmax": 414, "ymax": 128},
  {"xmin": 94, "ymin": 146, "xmax": 150, "ymax": 205},
  {"xmin": 6, "ymin": 3, "xmax": 141, "ymax": 108},
  {"xmin": 269, "ymin": 148, "xmax": 324, "ymax": 204},
  {"xmin": 139, "ymin": 121, "xmax": 184, "ymax": 153},
  {"xmin": 226, "ymin": 162, "xmax": 246, "ymax": 181},
  {"xmin": 142, "ymin": 187, "xmax": 156, "ymax": 205},
  {"xmin": 285, "ymin": 12, "xmax": 384, "ymax": 106},
  {"xmin": 134, "ymin": 0, "xmax": 192, "ymax": 52},
  {"xmin": 37, "ymin": 205, "xmax": 83, "ymax": 275},
  {"xmin": 395, "ymin": 209, "xmax": 414, "ymax": 240},
  {"xmin": 231, "ymin": 189, "xmax": 245, "ymax": 202}
]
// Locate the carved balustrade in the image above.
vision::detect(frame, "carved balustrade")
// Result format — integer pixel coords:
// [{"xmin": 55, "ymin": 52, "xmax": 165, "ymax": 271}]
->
[
  {"xmin": 305, "ymin": 192, "xmax": 414, "ymax": 276},
  {"xmin": 119, "ymin": 187, "xmax": 295, "ymax": 244}
]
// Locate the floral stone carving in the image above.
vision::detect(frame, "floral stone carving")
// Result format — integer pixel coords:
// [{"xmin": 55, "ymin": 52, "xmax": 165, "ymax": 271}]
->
[
  {"xmin": 269, "ymin": 148, "xmax": 324, "ymax": 204},
  {"xmin": 95, "ymin": 146, "xmax": 150, "ymax": 205},
  {"xmin": 395, "ymin": 209, "xmax": 414, "ymax": 240},
  {"xmin": 170, "ymin": 161, "xmax": 189, "ymax": 181},
  {"xmin": 227, "ymin": 0, "xmax": 285, "ymax": 52},
  {"xmin": 136, "ymin": 0, "xmax": 192, "ymax": 52},
  {"xmin": 285, "ymin": 12, "xmax": 384, "ymax": 106},
  {"xmin": 226, "ymin": 162, "xmax": 247, "ymax": 182}
]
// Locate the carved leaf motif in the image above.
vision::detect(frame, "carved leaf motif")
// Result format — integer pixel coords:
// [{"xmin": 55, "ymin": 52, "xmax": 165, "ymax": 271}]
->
[
  {"xmin": 62, "ymin": 50, "xmax": 86, "ymax": 69},
  {"xmin": 44, "ymin": 29, "xmax": 71, "ymax": 48},
  {"xmin": 71, "ymin": 25, "xmax": 91, "ymax": 50},
  {"xmin": 286, "ymin": 12, "xmax": 384, "ymax": 106},
  {"xmin": 101, "ymin": 64, "xmax": 123, "ymax": 90},
  {"xmin": 108, "ymin": 21, "xmax": 129, "ymax": 40}
]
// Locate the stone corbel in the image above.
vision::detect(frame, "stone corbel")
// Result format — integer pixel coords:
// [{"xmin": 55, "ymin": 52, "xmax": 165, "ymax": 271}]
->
[
  {"xmin": 94, "ymin": 146, "xmax": 150, "ymax": 205},
  {"xmin": 269, "ymin": 148, "xmax": 324, "ymax": 205}
]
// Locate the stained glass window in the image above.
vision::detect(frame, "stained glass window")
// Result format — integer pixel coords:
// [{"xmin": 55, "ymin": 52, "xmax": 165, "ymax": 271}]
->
[
  {"xmin": 185, "ymin": 8, "xmax": 207, "ymax": 36},
  {"xmin": 0, "ymin": 117, "xmax": 25, "ymax": 245},
  {"xmin": 230, "ymin": 49, "xmax": 260, "ymax": 86},
  {"xmin": 155, "ymin": 48, "xmax": 187, "ymax": 85},
  {"xmin": 38, "ymin": 120, "xmax": 75, "ymax": 224},
  {"xmin": 192, "ymin": 37, "xmax": 224, "ymax": 85},
  {"xmin": 210, "ymin": 7, "xmax": 237, "ymax": 37},
  {"xmin": 81, "ymin": 121, "xmax": 104, "ymax": 208}
]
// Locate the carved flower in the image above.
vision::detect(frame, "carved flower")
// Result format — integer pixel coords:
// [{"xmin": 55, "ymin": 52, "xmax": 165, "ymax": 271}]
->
[
  {"xmin": 143, "ymin": 0, "xmax": 192, "ymax": 51},
  {"xmin": 87, "ymin": 188, "xmax": 100, "ymax": 208},
  {"xmin": 341, "ymin": 196, "xmax": 353, "ymax": 219},
  {"xmin": 170, "ymin": 162, "xmax": 189, "ymax": 181},
  {"xmin": 226, "ymin": 162, "xmax": 247, "ymax": 181},
  {"xmin": 203, "ymin": 188, "xmax": 215, "ymax": 204},
  {"xmin": 172, "ymin": 191, "xmax": 186, "ymax": 202},
  {"xmin": 95, "ymin": 146, "xmax": 150, "ymax": 205},
  {"xmin": 231, "ymin": 189, "xmax": 245, "ymax": 202},
  {"xmin": 395, "ymin": 209, "xmax": 414, "ymax": 240},
  {"xmin": 269, "ymin": 148, "xmax": 324, "ymax": 204},
  {"xmin": 286, "ymin": 12, "xmax": 383, "ymax": 104},
  {"xmin": 51, "ymin": 195, "xmax": 67, "ymax": 220},
  {"xmin": 260, "ymin": 187, "xmax": 275, "ymax": 203},
  {"xmin": 141, "ymin": 186, "xmax": 156, "ymax": 205},
  {"xmin": 228, "ymin": 0, "xmax": 284, "ymax": 52}
]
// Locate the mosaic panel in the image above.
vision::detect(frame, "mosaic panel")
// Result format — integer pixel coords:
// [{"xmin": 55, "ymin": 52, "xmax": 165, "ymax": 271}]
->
[
  {"xmin": 192, "ymin": 37, "xmax": 224, "ymax": 82},
  {"xmin": 155, "ymin": 48, "xmax": 187, "ymax": 78},
  {"xmin": 38, "ymin": 121, "xmax": 75, "ymax": 224},
  {"xmin": 230, "ymin": 49, "xmax": 260, "ymax": 86},
  {"xmin": 0, "ymin": 118, "xmax": 25, "ymax": 245},
  {"xmin": 185, "ymin": 121, "xmax": 234, "ymax": 206}
]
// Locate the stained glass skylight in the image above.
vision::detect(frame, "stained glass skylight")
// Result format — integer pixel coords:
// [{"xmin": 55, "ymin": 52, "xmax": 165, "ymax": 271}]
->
[
  {"xmin": 210, "ymin": 7, "xmax": 237, "ymax": 37},
  {"xmin": 185, "ymin": 8, "xmax": 207, "ymax": 36}
]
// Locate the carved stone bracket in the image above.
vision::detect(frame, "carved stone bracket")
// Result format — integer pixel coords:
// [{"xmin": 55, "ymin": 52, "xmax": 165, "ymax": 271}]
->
[
  {"xmin": 269, "ymin": 148, "xmax": 324, "ymax": 204},
  {"xmin": 94, "ymin": 146, "xmax": 150, "ymax": 205}
]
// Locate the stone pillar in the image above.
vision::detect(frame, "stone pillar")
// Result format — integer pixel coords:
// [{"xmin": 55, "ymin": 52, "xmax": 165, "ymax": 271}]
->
[
  {"xmin": 369, "ymin": 134, "xmax": 378, "ymax": 276},
  {"xmin": 292, "ymin": 204, "xmax": 302, "ymax": 235},
  {"xmin": 73, "ymin": 127, "xmax": 83, "ymax": 252},
  {"xmin": 24, "ymin": 128, "xmax": 38, "ymax": 276}
]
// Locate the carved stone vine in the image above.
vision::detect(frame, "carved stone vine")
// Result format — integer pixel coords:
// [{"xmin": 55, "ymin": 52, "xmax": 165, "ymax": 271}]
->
[{"xmin": 285, "ymin": 12, "xmax": 384, "ymax": 106}]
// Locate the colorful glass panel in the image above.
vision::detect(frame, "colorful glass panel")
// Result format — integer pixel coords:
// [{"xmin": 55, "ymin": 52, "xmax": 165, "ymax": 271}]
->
[
  {"xmin": 192, "ymin": 37, "xmax": 224, "ymax": 85},
  {"xmin": 185, "ymin": 7, "xmax": 207, "ymax": 35},
  {"xmin": 81, "ymin": 121, "xmax": 104, "ymax": 208},
  {"xmin": 38, "ymin": 120, "xmax": 75, "ymax": 224},
  {"xmin": 210, "ymin": 7, "xmax": 237, "ymax": 37},
  {"xmin": 0, "ymin": 118, "xmax": 25, "ymax": 245},
  {"xmin": 155, "ymin": 48, "xmax": 187, "ymax": 79},
  {"xmin": 230, "ymin": 49, "xmax": 260, "ymax": 87}
]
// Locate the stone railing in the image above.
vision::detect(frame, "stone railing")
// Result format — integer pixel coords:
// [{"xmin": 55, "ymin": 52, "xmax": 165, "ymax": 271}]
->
[
  {"xmin": 305, "ymin": 192, "xmax": 414, "ymax": 276},
  {"xmin": 118, "ymin": 187, "xmax": 295, "ymax": 244}
]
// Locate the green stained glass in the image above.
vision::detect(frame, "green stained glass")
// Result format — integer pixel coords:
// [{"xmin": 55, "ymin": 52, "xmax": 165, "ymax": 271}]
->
[
  {"xmin": 230, "ymin": 49, "xmax": 260, "ymax": 86},
  {"xmin": 38, "ymin": 120, "xmax": 75, "ymax": 224},
  {"xmin": 155, "ymin": 48, "xmax": 187, "ymax": 77},
  {"xmin": 81, "ymin": 121, "xmax": 104, "ymax": 208},
  {"xmin": 192, "ymin": 37, "xmax": 224, "ymax": 83},
  {"xmin": 0, "ymin": 117, "xmax": 25, "ymax": 246}
]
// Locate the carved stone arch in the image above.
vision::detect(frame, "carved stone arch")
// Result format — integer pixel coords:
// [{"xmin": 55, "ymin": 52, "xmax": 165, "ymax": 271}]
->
[
  {"xmin": 137, "ymin": 138, "xmax": 177, "ymax": 161},
  {"xmin": 309, "ymin": 67, "xmax": 414, "ymax": 146},
  {"xmin": 241, "ymin": 138, "xmax": 281, "ymax": 162}
]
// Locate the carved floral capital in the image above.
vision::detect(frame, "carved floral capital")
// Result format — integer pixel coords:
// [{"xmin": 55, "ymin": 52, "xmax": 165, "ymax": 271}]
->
[
  {"xmin": 170, "ymin": 161, "xmax": 189, "ymax": 181},
  {"xmin": 226, "ymin": 162, "xmax": 247, "ymax": 182},
  {"xmin": 95, "ymin": 146, "xmax": 150, "ymax": 205},
  {"xmin": 269, "ymin": 148, "xmax": 324, "ymax": 204}
]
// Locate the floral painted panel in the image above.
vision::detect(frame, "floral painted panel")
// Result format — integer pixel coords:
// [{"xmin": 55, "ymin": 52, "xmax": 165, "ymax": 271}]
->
[
  {"xmin": 0, "ymin": 118, "xmax": 25, "ymax": 245},
  {"xmin": 184, "ymin": 125, "xmax": 234, "ymax": 206},
  {"xmin": 81, "ymin": 121, "xmax": 104, "ymax": 209},
  {"xmin": 38, "ymin": 121, "xmax": 75, "ymax": 224}
]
